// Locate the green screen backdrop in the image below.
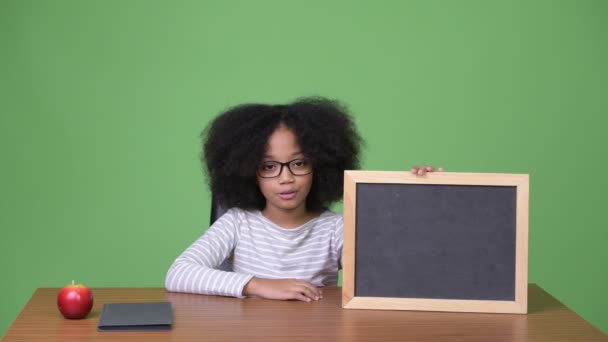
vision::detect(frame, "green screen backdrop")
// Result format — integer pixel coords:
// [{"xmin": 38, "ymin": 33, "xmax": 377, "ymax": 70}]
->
[{"xmin": 1, "ymin": 0, "xmax": 607, "ymax": 336}]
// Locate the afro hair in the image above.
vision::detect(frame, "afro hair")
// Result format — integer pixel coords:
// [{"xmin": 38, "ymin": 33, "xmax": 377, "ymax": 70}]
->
[{"xmin": 202, "ymin": 97, "xmax": 363, "ymax": 212}]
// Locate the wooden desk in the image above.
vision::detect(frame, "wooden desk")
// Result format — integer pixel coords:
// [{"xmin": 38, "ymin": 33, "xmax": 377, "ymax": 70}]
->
[{"xmin": 2, "ymin": 284, "xmax": 606, "ymax": 342}]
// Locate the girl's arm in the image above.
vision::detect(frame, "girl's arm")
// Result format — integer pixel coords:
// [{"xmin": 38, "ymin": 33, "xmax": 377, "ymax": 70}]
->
[
  {"xmin": 164, "ymin": 209, "xmax": 254, "ymax": 298},
  {"xmin": 242, "ymin": 277, "xmax": 322, "ymax": 302}
]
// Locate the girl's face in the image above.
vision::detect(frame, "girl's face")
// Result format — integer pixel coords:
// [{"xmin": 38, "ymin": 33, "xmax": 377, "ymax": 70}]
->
[{"xmin": 257, "ymin": 125, "xmax": 313, "ymax": 216}]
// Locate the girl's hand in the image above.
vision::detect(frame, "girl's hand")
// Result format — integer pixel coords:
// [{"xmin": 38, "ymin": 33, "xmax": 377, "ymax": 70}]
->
[
  {"xmin": 243, "ymin": 277, "xmax": 323, "ymax": 302},
  {"xmin": 411, "ymin": 165, "xmax": 444, "ymax": 176}
]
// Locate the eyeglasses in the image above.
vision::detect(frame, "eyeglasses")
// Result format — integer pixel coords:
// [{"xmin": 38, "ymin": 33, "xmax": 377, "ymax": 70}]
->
[{"xmin": 257, "ymin": 158, "xmax": 313, "ymax": 178}]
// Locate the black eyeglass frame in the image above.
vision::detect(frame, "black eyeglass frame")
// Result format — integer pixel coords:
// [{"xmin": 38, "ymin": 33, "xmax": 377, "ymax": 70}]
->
[{"xmin": 256, "ymin": 158, "xmax": 313, "ymax": 178}]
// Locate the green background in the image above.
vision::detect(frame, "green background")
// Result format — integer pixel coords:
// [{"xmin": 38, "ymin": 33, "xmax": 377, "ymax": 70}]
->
[{"xmin": 1, "ymin": 0, "xmax": 606, "ymax": 337}]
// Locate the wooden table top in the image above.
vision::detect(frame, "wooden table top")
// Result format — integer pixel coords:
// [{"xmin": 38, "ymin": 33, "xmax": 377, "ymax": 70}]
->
[{"xmin": 2, "ymin": 284, "xmax": 606, "ymax": 342}]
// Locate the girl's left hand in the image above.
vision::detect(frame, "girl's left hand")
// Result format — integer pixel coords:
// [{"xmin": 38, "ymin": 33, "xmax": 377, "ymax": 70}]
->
[{"xmin": 411, "ymin": 165, "xmax": 444, "ymax": 176}]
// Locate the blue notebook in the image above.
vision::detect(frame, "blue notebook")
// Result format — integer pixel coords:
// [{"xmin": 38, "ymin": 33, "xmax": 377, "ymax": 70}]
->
[{"xmin": 97, "ymin": 302, "xmax": 173, "ymax": 331}]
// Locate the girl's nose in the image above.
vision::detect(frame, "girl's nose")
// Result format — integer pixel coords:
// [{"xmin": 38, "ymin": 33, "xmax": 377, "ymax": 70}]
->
[{"xmin": 278, "ymin": 166, "xmax": 295, "ymax": 184}]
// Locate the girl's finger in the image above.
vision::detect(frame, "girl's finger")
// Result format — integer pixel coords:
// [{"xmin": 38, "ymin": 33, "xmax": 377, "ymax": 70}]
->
[
  {"xmin": 417, "ymin": 167, "xmax": 425, "ymax": 176},
  {"xmin": 295, "ymin": 285, "xmax": 318, "ymax": 301},
  {"xmin": 294, "ymin": 293, "xmax": 311, "ymax": 302},
  {"xmin": 411, "ymin": 166, "xmax": 420, "ymax": 174},
  {"xmin": 297, "ymin": 282, "xmax": 321, "ymax": 300},
  {"xmin": 425, "ymin": 166, "xmax": 434, "ymax": 172},
  {"xmin": 438, "ymin": 166, "xmax": 444, "ymax": 172}
]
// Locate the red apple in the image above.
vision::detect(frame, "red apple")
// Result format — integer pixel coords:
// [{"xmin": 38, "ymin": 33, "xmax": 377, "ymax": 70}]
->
[{"xmin": 57, "ymin": 280, "xmax": 94, "ymax": 319}]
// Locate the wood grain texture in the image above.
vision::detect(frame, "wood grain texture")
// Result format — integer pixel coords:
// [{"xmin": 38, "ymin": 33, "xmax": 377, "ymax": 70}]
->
[
  {"xmin": 515, "ymin": 174, "xmax": 530, "ymax": 313},
  {"xmin": 342, "ymin": 170, "xmax": 356, "ymax": 307},
  {"xmin": 343, "ymin": 171, "xmax": 528, "ymax": 186},
  {"xmin": 2, "ymin": 285, "xmax": 607, "ymax": 342}
]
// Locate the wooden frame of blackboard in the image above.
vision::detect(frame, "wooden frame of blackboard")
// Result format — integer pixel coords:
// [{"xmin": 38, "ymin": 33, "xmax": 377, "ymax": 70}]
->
[{"xmin": 342, "ymin": 171, "xmax": 529, "ymax": 314}]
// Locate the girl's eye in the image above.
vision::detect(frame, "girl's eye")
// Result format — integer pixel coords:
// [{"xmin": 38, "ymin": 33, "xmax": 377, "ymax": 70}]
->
[
  {"xmin": 292, "ymin": 160, "xmax": 308, "ymax": 168},
  {"xmin": 262, "ymin": 164, "xmax": 277, "ymax": 171}
]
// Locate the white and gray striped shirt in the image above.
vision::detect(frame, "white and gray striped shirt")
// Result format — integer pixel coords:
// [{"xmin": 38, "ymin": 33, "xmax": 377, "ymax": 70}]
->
[{"xmin": 165, "ymin": 208, "xmax": 343, "ymax": 298}]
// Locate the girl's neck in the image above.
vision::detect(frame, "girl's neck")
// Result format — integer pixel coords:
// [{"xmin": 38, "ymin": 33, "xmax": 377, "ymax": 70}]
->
[{"xmin": 261, "ymin": 206, "xmax": 321, "ymax": 229}]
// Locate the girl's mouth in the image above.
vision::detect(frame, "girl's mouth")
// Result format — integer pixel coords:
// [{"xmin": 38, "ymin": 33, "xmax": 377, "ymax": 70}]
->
[{"xmin": 278, "ymin": 191, "xmax": 297, "ymax": 200}]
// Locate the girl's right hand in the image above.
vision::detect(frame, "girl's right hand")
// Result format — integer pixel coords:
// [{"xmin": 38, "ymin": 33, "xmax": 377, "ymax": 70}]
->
[
  {"xmin": 411, "ymin": 165, "xmax": 444, "ymax": 176},
  {"xmin": 243, "ymin": 277, "xmax": 323, "ymax": 302}
]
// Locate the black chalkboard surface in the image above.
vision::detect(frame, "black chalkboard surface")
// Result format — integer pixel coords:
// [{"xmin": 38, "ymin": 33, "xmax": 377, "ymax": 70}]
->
[{"xmin": 342, "ymin": 171, "xmax": 529, "ymax": 314}]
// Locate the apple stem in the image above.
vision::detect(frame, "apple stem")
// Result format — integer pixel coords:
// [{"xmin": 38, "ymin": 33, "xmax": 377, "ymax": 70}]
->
[{"xmin": 72, "ymin": 280, "xmax": 75, "ymax": 286}]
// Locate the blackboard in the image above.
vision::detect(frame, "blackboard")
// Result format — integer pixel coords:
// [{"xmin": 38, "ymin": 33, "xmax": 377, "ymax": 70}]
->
[{"xmin": 342, "ymin": 171, "xmax": 529, "ymax": 314}]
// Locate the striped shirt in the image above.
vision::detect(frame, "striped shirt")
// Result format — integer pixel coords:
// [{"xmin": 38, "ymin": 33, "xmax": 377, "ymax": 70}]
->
[{"xmin": 165, "ymin": 208, "xmax": 343, "ymax": 298}]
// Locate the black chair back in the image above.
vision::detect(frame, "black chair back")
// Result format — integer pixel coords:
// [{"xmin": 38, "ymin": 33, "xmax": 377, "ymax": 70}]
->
[
  {"xmin": 210, "ymin": 197, "xmax": 228, "ymax": 225},
  {"xmin": 210, "ymin": 196, "xmax": 232, "ymax": 271}
]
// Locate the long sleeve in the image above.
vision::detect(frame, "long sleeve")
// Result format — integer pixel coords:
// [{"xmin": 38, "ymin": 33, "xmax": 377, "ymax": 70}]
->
[
  {"xmin": 334, "ymin": 215, "xmax": 344, "ymax": 270},
  {"xmin": 165, "ymin": 209, "xmax": 254, "ymax": 298}
]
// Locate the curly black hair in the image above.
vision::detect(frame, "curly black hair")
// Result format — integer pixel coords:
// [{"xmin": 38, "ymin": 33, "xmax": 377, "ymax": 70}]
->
[{"xmin": 202, "ymin": 97, "xmax": 363, "ymax": 212}]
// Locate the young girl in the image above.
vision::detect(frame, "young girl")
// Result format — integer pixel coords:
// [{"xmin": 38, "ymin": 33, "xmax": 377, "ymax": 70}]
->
[{"xmin": 165, "ymin": 97, "xmax": 439, "ymax": 302}]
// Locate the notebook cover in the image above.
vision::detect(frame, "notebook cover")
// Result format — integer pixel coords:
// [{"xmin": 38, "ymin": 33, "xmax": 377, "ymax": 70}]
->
[{"xmin": 97, "ymin": 302, "xmax": 173, "ymax": 331}]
